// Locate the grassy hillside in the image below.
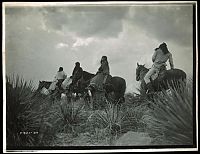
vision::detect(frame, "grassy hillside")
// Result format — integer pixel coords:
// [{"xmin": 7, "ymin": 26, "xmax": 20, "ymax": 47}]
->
[{"xmin": 5, "ymin": 75, "xmax": 194, "ymax": 147}]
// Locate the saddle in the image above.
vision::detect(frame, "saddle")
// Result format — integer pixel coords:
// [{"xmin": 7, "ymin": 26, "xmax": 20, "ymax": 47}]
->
[
  {"xmin": 150, "ymin": 65, "xmax": 167, "ymax": 81},
  {"xmin": 88, "ymin": 74, "xmax": 112, "ymax": 92}
]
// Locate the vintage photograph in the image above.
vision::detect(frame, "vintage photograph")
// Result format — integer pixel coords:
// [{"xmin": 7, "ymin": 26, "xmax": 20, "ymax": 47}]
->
[{"xmin": 3, "ymin": 1, "xmax": 197, "ymax": 152}]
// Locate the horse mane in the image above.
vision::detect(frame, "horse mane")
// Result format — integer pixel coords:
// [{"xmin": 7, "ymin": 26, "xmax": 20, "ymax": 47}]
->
[
  {"xmin": 82, "ymin": 71, "xmax": 95, "ymax": 81},
  {"xmin": 37, "ymin": 81, "xmax": 52, "ymax": 91},
  {"xmin": 83, "ymin": 71, "xmax": 95, "ymax": 76},
  {"xmin": 136, "ymin": 65, "xmax": 149, "ymax": 82},
  {"xmin": 40, "ymin": 81, "xmax": 52, "ymax": 84},
  {"xmin": 140, "ymin": 65, "xmax": 149, "ymax": 74}
]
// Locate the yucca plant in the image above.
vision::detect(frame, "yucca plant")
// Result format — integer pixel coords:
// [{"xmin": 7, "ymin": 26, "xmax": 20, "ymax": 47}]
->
[
  {"xmin": 118, "ymin": 91, "xmax": 151, "ymax": 134},
  {"xmin": 56, "ymin": 100, "xmax": 86, "ymax": 136},
  {"xmin": 36, "ymin": 101, "xmax": 60, "ymax": 146},
  {"xmin": 142, "ymin": 79, "xmax": 193, "ymax": 145},
  {"xmin": 6, "ymin": 75, "xmax": 50, "ymax": 147},
  {"xmin": 121, "ymin": 104, "xmax": 149, "ymax": 134},
  {"xmin": 88, "ymin": 99, "xmax": 124, "ymax": 145}
]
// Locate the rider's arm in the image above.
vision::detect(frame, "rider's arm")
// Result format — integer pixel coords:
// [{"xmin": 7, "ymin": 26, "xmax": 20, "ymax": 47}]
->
[
  {"xmin": 97, "ymin": 65, "xmax": 103, "ymax": 73},
  {"xmin": 168, "ymin": 53, "xmax": 174, "ymax": 69},
  {"xmin": 72, "ymin": 68, "xmax": 76, "ymax": 76},
  {"xmin": 53, "ymin": 72, "xmax": 58, "ymax": 81},
  {"xmin": 63, "ymin": 71, "xmax": 67, "ymax": 79},
  {"xmin": 80, "ymin": 67, "xmax": 83, "ymax": 74},
  {"xmin": 102, "ymin": 62, "xmax": 109, "ymax": 75},
  {"xmin": 152, "ymin": 50, "xmax": 158, "ymax": 62},
  {"xmin": 76, "ymin": 68, "xmax": 83, "ymax": 77}
]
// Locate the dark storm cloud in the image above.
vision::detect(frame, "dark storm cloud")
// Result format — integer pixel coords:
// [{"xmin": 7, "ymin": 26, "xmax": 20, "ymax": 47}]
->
[
  {"xmin": 4, "ymin": 3, "xmax": 194, "ymax": 92},
  {"xmin": 40, "ymin": 6, "xmax": 129, "ymax": 38},
  {"xmin": 128, "ymin": 5, "xmax": 193, "ymax": 47}
]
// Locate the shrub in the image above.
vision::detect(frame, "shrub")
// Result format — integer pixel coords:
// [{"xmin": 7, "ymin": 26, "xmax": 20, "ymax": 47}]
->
[
  {"xmin": 6, "ymin": 75, "xmax": 50, "ymax": 146},
  {"xmin": 121, "ymin": 104, "xmax": 148, "ymax": 133},
  {"xmin": 55, "ymin": 99, "xmax": 87, "ymax": 135},
  {"xmin": 142, "ymin": 80, "xmax": 193, "ymax": 145},
  {"xmin": 88, "ymin": 99, "xmax": 136, "ymax": 145}
]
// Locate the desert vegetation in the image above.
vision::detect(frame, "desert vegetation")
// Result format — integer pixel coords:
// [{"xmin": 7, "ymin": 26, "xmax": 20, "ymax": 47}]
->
[{"xmin": 6, "ymin": 75, "xmax": 194, "ymax": 148}]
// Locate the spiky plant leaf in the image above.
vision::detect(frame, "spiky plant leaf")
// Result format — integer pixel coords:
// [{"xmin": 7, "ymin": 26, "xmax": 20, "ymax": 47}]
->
[
  {"xmin": 6, "ymin": 75, "xmax": 51, "ymax": 146},
  {"xmin": 144, "ymin": 80, "xmax": 193, "ymax": 145}
]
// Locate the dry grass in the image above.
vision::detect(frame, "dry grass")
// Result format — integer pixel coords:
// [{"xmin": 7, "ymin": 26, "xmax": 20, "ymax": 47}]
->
[{"xmin": 6, "ymin": 75, "xmax": 194, "ymax": 147}]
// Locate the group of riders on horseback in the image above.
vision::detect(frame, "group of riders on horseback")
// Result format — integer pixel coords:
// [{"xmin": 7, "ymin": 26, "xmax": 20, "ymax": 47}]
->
[
  {"xmin": 38, "ymin": 42, "xmax": 186, "ymax": 102},
  {"xmin": 49, "ymin": 55, "xmax": 111, "ymax": 93}
]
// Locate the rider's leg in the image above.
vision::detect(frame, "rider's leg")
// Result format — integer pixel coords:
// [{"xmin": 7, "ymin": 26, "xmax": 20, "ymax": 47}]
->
[
  {"xmin": 103, "ymin": 75, "xmax": 108, "ymax": 85},
  {"xmin": 144, "ymin": 67, "xmax": 157, "ymax": 92},
  {"xmin": 144, "ymin": 67, "xmax": 157, "ymax": 84}
]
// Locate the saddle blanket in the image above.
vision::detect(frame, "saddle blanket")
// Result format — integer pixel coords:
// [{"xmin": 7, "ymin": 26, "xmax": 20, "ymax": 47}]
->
[
  {"xmin": 41, "ymin": 87, "xmax": 50, "ymax": 95},
  {"xmin": 49, "ymin": 80, "xmax": 58, "ymax": 91},
  {"xmin": 151, "ymin": 70, "xmax": 166, "ymax": 81},
  {"xmin": 151, "ymin": 71, "xmax": 159, "ymax": 81},
  {"xmin": 61, "ymin": 77, "xmax": 72, "ymax": 89}
]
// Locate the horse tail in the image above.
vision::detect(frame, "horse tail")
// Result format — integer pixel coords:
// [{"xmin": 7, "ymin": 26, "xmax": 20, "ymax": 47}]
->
[
  {"xmin": 171, "ymin": 69, "xmax": 187, "ymax": 91},
  {"xmin": 177, "ymin": 69, "xmax": 187, "ymax": 86},
  {"xmin": 181, "ymin": 71, "xmax": 187, "ymax": 89}
]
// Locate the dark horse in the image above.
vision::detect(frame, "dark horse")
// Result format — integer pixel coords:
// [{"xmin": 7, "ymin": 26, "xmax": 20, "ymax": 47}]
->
[
  {"xmin": 37, "ymin": 81, "xmax": 52, "ymax": 92},
  {"xmin": 72, "ymin": 71, "xmax": 95, "ymax": 96},
  {"xmin": 136, "ymin": 62, "xmax": 186, "ymax": 95},
  {"xmin": 73, "ymin": 71, "xmax": 126, "ymax": 106},
  {"xmin": 36, "ymin": 81, "xmax": 64, "ymax": 100},
  {"xmin": 103, "ymin": 76, "xmax": 126, "ymax": 103}
]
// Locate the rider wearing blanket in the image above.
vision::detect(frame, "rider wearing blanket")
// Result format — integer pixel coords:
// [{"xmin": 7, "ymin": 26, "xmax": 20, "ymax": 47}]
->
[
  {"xmin": 144, "ymin": 42, "xmax": 174, "ymax": 90},
  {"xmin": 72, "ymin": 62, "xmax": 83, "ymax": 85},
  {"xmin": 98, "ymin": 56, "xmax": 110, "ymax": 85},
  {"xmin": 89, "ymin": 56, "xmax": 110, "ymax": 91}
]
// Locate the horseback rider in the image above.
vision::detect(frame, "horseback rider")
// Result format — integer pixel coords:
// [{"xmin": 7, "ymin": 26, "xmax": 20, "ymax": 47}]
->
[
  {"xmin": 72, "ymin": 62, "xmax": 83, "ymax": 85},
  {"xmin": 89, "ymin": 56, "xmax": 110, "ymax": 91},
  {"xmin": 98, "ymin": 56, "xmax": 110, "ymax": 85},
  {"xmin": 144, "ymin": 42, "xmax": 174, "ymax": 90},
  {"xmin": 54, "ymin": 67, "xmax": 67, "ymax": 90}
]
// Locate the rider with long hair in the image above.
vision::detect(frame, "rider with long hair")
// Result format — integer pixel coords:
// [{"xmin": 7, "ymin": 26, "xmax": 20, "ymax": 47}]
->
[
  {"xmin": 144, "ymin": 42, "xmax": 174, "ymax": 90},
  {"xmin": 98, "ymin": 56, "xmax": 110, "ymax": 85}
]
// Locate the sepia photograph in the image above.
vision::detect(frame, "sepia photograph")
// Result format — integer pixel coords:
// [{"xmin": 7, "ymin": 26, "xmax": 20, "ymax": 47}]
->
[{"xmin": 3, "ymin": 1, "xmax": 198, "ymax": 152}]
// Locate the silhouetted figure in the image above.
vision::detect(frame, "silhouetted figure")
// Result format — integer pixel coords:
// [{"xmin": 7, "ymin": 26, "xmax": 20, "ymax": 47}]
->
[
  {"xmin": 89, "ymin": 56, "xmax": 110, "ymax": 90},
  {"xmin": 72, "ymin": 62, "xmax": 83, "ymax": 85},
  {"xmin": 144, "ymin": 42, "xmax": 174, "ymax": 91}
]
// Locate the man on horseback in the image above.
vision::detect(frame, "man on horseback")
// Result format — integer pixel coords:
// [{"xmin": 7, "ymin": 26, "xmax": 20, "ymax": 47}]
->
[
  {"xmin": 89, "ymin": 56, "xmax": 111, "ymax": 91},
  {"xmin": 144, "ymin": 42, "xmax": 174, "ymax": 91},
  {"xmin": 53, "ymin": 67, "xmax": 67, "ymax": 90},
  {"xmin": 99, "ymin": 56, "xmax": 110, "ymax": 85},
  {"xmin": 72, "ymin": 62, "xmax": 83, "ymax": 85}
]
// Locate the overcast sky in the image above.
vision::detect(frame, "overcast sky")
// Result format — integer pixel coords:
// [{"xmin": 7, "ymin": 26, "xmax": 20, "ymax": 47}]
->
[{"xmin": 4, "ymin": 2, "xmax": 194, "ymax": 92}]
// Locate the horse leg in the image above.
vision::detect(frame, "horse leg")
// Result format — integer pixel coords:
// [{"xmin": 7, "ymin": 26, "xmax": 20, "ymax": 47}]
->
[
  {"xmin": 88, "ymin": 89, "xmax": 93, "ymax": 110},
  {"xmin": 119, "ymin": 96, "xmax": 125, "ymax": 104},
  {"xmin": 140, "ymin": 81, "xmax": 147, "ymax": 95}
]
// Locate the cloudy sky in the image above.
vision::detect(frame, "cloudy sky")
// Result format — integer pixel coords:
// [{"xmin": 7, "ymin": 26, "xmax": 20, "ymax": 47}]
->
[{"xmin": 4, "ymin": 2, "xmax": 194, "ymax": 92}]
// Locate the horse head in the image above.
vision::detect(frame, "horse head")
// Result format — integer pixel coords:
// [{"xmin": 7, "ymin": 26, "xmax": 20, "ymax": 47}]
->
[
  {"xmin": 136, "ymin": 62, "xmax": 147, "ymax": 81},
  {"xmin": 37, "ymin": 81, "xmax": 52, "ymax": 92},
  {"xmin": 37, "ymin": 81, "xmax": 43, "ymax": 91}
]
